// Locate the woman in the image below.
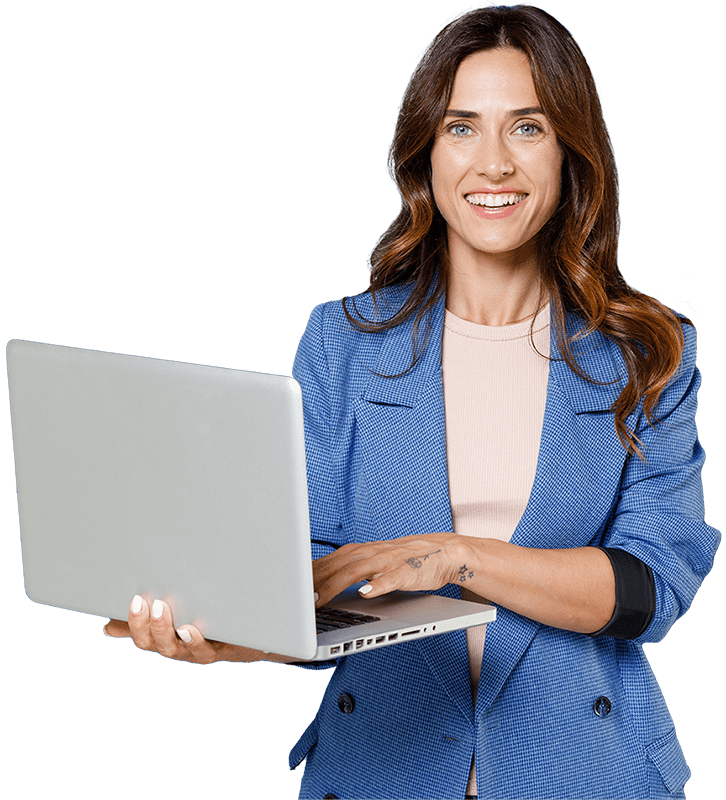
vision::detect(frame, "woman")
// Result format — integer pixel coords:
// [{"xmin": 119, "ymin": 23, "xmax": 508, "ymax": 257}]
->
[{"xmin": 106, "ymin": 5, "xmax": 719, "ymax": 799}]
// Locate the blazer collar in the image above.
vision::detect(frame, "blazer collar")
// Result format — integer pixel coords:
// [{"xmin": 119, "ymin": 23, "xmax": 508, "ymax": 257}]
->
[
  {"xmin": 363, "ymin": 291, "xmax": 627, "ymax": 416},
  {"xmin": 362, "ymin": 292, "xmax": 446, "ymax": 409}
]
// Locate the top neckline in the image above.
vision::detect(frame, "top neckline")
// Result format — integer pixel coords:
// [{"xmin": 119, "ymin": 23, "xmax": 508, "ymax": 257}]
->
[{"xmin": 444, "ymin": 302, "xmax": 551, "ymax": 342}]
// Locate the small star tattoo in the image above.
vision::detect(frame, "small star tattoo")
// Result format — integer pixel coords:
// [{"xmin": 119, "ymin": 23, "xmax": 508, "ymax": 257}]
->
[{"xmin": 457, "ymin": 565, "xmax": 474, "ymax": 583}]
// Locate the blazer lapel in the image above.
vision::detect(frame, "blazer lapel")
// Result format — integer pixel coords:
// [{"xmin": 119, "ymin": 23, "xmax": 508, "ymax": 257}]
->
[
  {"xmin": 475, "ymin": 310, "xmax": 633, "ymax": 715},
  {"xmin": 355, "ymin": 296, "xmax": 475, "ymax": 722}
]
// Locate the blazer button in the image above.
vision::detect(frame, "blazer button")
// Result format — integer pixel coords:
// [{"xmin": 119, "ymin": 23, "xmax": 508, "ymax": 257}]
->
[
  {"xmin": 337, "ymin": 693, "xmax": 355, "ymax": 714},
  {"xmin": 323, "ymin": 794, "xmax": 339, "ymax": 799},
  {"xmin": 593, "ymin": 696, "xmax": 612, "ymax": 717}
]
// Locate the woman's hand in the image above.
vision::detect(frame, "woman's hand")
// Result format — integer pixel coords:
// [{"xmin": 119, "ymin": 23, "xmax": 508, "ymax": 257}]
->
[
  {"xmin": 104, "ymin": 596, "xmax": 298, "ymax": 664},
  {"xmin": 313, "ymin": 531, "xmax": 467, "ymax": 608}
]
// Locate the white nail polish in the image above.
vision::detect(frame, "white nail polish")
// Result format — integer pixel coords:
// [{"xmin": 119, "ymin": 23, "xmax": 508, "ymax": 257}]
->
[
  {"xmin": 359, "ymin": 584, "xmax": 373, "ymax": 595},
  {"xmin": 313, "ymin": 592, "xmax": 319, "ymax": 603},
  {"xmin": 177, "ymin": 628, "xmax": 192, "ymax": 644},
  {"xmin": 151, "ymin": 599, "xmax": 164, "ymax": 619},
  {"xmin": 131, "ymin": 595, "xmax": 143, "ymax": 615}
]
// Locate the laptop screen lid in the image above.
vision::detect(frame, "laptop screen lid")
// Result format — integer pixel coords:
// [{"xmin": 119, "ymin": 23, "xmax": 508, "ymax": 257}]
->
[{"xmin": 7, "ymin": 339, "xmax": 321, "ymax": 659}]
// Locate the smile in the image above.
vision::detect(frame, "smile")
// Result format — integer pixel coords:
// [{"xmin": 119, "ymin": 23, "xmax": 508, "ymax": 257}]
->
[{"xmin": 465, "ymin": 192, "xmax": 528, "ymax": 208}]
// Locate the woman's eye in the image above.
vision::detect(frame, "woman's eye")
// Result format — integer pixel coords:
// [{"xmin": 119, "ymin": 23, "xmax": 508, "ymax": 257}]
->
[
  {"xmin": 449, "ymin": 123, "xmax": 473, "ymax": 137},
  {"xmin": 514, "ymin": 122, "xmax": 542, "ymax": 137}
]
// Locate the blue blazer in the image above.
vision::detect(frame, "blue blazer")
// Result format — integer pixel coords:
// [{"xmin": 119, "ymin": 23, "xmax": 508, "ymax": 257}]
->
[{"xmin": 288, "ymin": 286, "xmax": 720, "ymax": 800}]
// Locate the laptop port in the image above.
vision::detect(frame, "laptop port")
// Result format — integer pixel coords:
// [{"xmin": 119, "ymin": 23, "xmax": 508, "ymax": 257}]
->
[
  {"xmin": 375, "ymin": 636, "xmax": 385, "ymax": 643},
  {"xmin": 355, "ymin": 639, "xmax": 364, "ymax": 649},
  {"xmin": 330, "ymin": 646, "xmax": 340, "ymax": 655},
  {"xmin": 401, "ymin": 629, "xmax": 420, "ymax": 636},
  {"xmin": 388, "ymin": 633, "xmax": 398, "ymax": 641},
  {"xmin": 343, "ymin": 641, "xmax": 352, "ymax": 652},
  {"xmin": 366, "ymin": 638, "xmax": 373, "ymax": 645}
]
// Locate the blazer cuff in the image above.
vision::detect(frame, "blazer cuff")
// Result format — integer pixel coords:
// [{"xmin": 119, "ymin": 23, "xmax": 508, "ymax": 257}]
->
[{"xmin": 589, "ymin": 547, "xmax": 656, "ymax": 640}]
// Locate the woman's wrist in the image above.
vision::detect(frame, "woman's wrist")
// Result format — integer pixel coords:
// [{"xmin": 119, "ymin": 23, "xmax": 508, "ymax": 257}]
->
[
  {"xmin": 445, "ymin": 534, "xmax": 484, "ymax": 590},
  {"xmin": 444, "ymin": 537, "xmax": 616, "ymax": 633},
  {"xmin": 215, "ymin": 644, "xmax": 302, "ymax": 664}
]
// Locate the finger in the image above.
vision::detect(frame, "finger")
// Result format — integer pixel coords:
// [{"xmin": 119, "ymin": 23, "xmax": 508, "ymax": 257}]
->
[
  {"xmin": 148, "ymin": 599, "xmax": 184, "ymax": 658},
  {"xmin": 312, "ymin": 542, "xmax": 372, "ymax": 582},
  {"xmin": 312, "ymin": 535, "xmax": 436, "ymax": 584},
  {"xmin": 175, "ymin": 625, "xmax": 219, "ymax": 665},
  {"xmin": 357, "ymin": 565, "xmax": 416, "ymax": 599},
  {"xmin": 315, "ymin": 552, "xmax": 398, "ymax": 607},
  {"xmin": 104, "ymin": 618, "xmax": 131, "ymax": 638},
  {"xmin": 314, "ymin": 560, "xmax": 375, "ymax": 605},
  {"xmin": 127, "ymin": 595, "xmax": 155, "ymax": 650}
]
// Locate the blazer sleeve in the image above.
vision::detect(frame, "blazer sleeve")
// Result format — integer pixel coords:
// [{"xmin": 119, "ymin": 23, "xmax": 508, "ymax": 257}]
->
[
  {"xmin": 599, "ymin": 322, "xmax": 720, "ymax": 643},
  {"xmin": 289, "ymin": 304, "xmax": 347, "ymax": 670},
  {"xmin": 292, "ymin": 302, "xmax": 344, "ymax": 562}
]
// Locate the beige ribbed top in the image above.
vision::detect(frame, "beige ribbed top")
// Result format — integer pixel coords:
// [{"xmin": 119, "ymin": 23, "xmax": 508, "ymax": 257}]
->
[{"xmin": 442, "ymin": 303, "xmax": 550, "ymax": 796}]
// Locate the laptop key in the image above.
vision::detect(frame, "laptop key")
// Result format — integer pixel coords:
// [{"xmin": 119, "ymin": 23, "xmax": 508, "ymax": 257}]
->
[{"xmin": 315, "ymin": 607, "xmax": 381, "ymax": 634}]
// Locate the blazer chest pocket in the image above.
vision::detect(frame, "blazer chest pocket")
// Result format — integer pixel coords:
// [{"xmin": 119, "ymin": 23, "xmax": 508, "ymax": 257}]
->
[{"xmin": 645, "ymin": 728, "xmax": 690, "ymax": 798}]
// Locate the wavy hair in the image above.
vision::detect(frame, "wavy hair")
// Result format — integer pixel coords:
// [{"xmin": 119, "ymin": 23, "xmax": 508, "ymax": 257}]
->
[{"xmin": 343, "ymin": 4, "xmax": 688, "ymax": 456}]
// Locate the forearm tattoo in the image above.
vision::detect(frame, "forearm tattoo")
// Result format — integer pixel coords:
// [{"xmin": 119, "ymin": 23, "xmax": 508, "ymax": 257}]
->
[{"xmin": 405, "ymin": 549, "xmax": 442, "ymax": 569}]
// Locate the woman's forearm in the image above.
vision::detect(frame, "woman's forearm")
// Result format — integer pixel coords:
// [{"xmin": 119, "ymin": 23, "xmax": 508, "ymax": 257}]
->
[
  {"xmin": 313, "ymin": 532, "xmax": 617, "ymax": 635},
  {"xmin": 455, "ymin": 538, "xmax": 616, "ymax": 634}
]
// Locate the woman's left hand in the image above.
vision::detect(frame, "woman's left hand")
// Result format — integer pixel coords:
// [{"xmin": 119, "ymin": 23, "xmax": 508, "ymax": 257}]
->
[{"xmin": 313, "ymin": 532, "xmax": 468, "ymax": 608}]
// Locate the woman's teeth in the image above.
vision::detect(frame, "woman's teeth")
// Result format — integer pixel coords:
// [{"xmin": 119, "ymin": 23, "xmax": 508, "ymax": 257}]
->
[{"xmin": 465, "ymin": 192, "xmax": 527, "ymax": 208}]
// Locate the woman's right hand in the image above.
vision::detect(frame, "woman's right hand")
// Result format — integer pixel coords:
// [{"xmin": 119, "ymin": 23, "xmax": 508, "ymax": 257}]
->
[{"xmin": 104, "ymin": 595, "xmax": 299, "ymax": 664}]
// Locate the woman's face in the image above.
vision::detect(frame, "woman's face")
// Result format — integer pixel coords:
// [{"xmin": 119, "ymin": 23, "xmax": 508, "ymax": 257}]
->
[{"xmin": 430, "ymin": 48, "xmax": 564, "ymax": 267}]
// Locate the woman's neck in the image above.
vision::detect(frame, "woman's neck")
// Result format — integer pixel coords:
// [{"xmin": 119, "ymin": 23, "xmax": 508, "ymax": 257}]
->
[{"xmin": 445, "ymin": 247, "xmax": 544, "ymax": 327}]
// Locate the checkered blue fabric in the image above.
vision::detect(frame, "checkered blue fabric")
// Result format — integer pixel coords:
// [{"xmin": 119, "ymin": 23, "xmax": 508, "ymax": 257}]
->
[{"xmin": 288, "ymin": 288, "xmax": 720, "ymax": 800}]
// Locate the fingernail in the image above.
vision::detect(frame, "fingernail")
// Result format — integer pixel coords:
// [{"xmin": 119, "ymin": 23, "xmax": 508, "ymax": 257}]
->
[
  {"xmin": 131, "ymin": 595, "xmax": 143, "ymax": 615},
  {"xmin": 177, "ymin": 628, "xmax": 192, "ymax": 644},
  {"xmin": 103, "ymin": 624, "xmax": 111, "ymax": 636},
  {"xmin": 313, "ymin": 592, "xmax": 319, "ymax": 603},
  {"xmin": 359, "ymin": 584, "xmax": 373, "ymax": 595},
  {"xmin": 151, "ymin": 599, "xmax": 164, "ymax": 620}
]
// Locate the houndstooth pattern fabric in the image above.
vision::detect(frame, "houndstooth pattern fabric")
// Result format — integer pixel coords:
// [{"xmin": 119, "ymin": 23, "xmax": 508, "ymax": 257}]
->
[{"xmin": 288, "ymin": 287, "xmax": 720, "ymax": 800}]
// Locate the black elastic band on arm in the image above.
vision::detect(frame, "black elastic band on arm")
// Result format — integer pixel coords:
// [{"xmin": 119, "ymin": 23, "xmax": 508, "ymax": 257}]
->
[{"xmin": 589, "ymin": 547, "xmax": 656, "ymax": 640}]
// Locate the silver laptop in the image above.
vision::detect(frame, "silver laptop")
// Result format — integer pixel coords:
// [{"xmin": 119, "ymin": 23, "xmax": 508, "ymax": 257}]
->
[{"xmin": 7, "ymin": 339, "xmax": 495, "ymax": 661}]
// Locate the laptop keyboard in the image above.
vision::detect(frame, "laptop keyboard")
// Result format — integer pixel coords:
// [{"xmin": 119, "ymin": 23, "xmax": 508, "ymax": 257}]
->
[{"xmin": 315, "ymin": 607, "xmax": 380, "ymax": 634}]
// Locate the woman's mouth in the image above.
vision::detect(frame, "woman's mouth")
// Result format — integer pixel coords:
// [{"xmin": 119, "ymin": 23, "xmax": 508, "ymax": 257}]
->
[
  {"xmin": 465, "ymin": 191, "xmax": 528, "ymax": 208},
  {"xmin": 464, "ymin": 191, "xmax": 528, "ymax": 218}
]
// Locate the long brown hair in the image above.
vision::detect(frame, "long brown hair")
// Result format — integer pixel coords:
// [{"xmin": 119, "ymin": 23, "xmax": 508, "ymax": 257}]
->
[{"xmin": 343, "ymin": 4, "xmax": 688, "ymax": 455}]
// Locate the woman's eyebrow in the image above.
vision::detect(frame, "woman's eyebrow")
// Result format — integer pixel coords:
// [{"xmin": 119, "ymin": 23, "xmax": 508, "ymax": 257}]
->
[
  {"xmin": 444, "ymin": 109, "xmax": 480, "ymax": 119},
  {"xmin": 509, "ymin": 106, "xmax": 545, "ymax": 117},
  {"xmin": 443, "ymin": 106, "xmax": 546, "ymax": 119}
]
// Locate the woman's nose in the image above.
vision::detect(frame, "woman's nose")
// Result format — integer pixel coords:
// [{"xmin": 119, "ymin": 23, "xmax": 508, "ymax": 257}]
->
[{"xmin": 474, "ymin": 136, "xmax": 514, "ymax": 180}]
